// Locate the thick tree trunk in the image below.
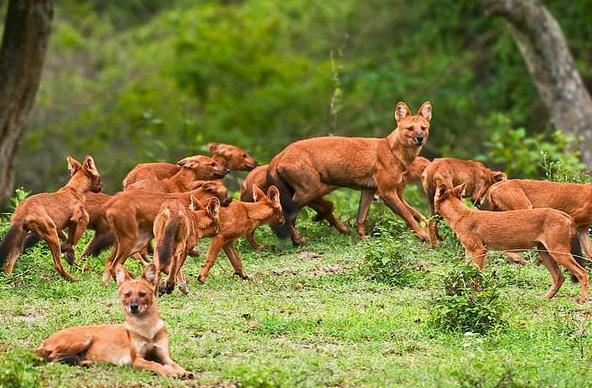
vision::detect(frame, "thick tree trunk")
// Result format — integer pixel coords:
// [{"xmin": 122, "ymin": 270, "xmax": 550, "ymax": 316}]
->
[
  {"xmin": 481, "ymin": 0, "xmax": 592, "ymax": 167},
  {"xmin": 0, "ymin": 0, "xmax": 53, "ymax": 203}
]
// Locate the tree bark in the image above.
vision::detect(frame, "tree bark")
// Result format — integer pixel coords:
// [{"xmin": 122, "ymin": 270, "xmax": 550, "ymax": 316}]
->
[
  {"xmin": 0, "ymin": 0, "xmax": 53, "ymax": 203},
  {"xmin": 481, "ymin": 0, "xmax": 592, "ymax": 167}
]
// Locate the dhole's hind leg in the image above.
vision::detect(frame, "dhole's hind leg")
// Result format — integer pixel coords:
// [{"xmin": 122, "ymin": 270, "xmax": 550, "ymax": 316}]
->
[
  {"xmin": 223, "ymin": 241, "xmax": 248, "ymax": 279},
  {"xmin": 577, "ymin": 226, "xmax": 592, "ymax": 260},
  {"xmin": 62, "ymin": 210, "xmax": 90, "ymax": 265},
  {"xmin": 544, "ymin": 241, "xmax": 589, "ymax": 303},
  {"xmin": 246, "ymin": 231, "xmax": 265, "ymax": 250},
  {"xmin": 308, "ymin": 197, "xmax": 350, "ymax": 234},
  {"xmin": 33, "ymin": 221, "xmax": 76, "ymax": 281},
  {"xmin": 356, "ymin": 190, "xmax": 375, "ymax": 238},
  {"xmin": 37, "ymin": 331, "xmax": 93, "ymax": 364},
  {"xmin": 537, "ymin": 246, "xmax": 564, "ymax": 299},
  {"xmin": 504, "ymin": 251, "xmax": 527, "ymax": 265}
]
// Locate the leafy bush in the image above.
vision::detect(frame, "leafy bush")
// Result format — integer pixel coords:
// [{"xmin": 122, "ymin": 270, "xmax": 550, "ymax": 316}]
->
[
  {"xmin": 430, "ymin": 263, "xmax": 505, "ymax": 334},
  {"xmin": 0, "ymin": 350, "xmax": 41, "ymax": 388},
  {"xmin": 361, "ymin": 220, "xmax": 428, "ymax": 287}
]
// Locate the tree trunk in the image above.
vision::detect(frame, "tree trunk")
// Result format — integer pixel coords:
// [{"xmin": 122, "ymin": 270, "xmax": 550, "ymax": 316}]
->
[
  {"xmin": 481, "ymin": 0, "xmax": 592, "ymax": 168},
  {"xmin": 0, "ymin": 0, "xmax": 53, "ymax": 203}
]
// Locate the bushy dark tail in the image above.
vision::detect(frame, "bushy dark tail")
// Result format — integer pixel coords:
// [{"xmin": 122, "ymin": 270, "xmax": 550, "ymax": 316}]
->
[
  {"xmin": 22, "ymin": 232, "xmax": 42, "ymax": 252},
  {"xmin": 0, "ymin": 223, "xmax": 26, "ymax": 271},
  {"xmin": 155, "ymin": 217, "xmax": 177, "ymax": 267},
  {"xmin": 266, "ymin": 167, "xmax": 298, "ymax": 240},
  {"xmin": 83, "ymin": 232, "xmax": 115, "ymax": 257}
]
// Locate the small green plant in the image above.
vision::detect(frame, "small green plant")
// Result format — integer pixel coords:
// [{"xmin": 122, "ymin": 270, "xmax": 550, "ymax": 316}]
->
[
  {"xmin": 361, "ymin": 221, "xmax": 426, "ymax": 287},
  {"xmin": 0, "ymin": 350, "xmax": 41, "ymax": 388},
  {"xmin": 430, "ymin": 262, "xmax": 505, "ymax": 334}
]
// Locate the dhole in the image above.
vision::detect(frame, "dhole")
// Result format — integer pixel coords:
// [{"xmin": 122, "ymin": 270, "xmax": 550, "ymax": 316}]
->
[
  {"xmin": 435, "ymin": 183, "xmax": 589, "ymax": 303},
  {"xmin": 125, "ymin": 155, "xmax": 228, "ymax": 192},
  {"xmin": 0, "ymin": 156, "xmax": 102, "ymax": 281},
  {"xmin": 102, "ymin": 181, "xmax": 230, "ymax": 283},
  {"xmin": 122, "ymin": 143, "xmax": 257, "ymax": 188},
  {"xmin": 37, "ymin": 264, "xmax": 193, "ymax": 378},
  {"xmin": 485, "ymin": 179, "xmax": 592, "ymax": 263},
  {"xmin": 198, "ymin": 185, "xmax": 283, "ymax": 283},
  {"xmin": 240, "ymin": 156, "xmax": 430, "ymax": 250},
  {"xmin": 267, "ymin": 101, "xmax": 435, "ymax": 245},
  {"xmin": 153, "ymin": 196, "xmax": 221, "ymax": 295}
]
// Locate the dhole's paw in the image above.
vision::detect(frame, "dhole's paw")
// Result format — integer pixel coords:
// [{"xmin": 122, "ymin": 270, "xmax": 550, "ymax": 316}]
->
[
  {"xmin": 575, "ymin": 295, "xmax": 589, "ymax": 304},
  {"xmin": 177, "ymin": 371, "xmax": 194, "ymax": 380},
  {"xmin": 179, "ymin": 284, "xmax": 189, "ymax": 295},
  {"xmin": 197, "ymin": 275, "xmax": 207, "ymax": 284},
  {"xmin": 235, "ymin": 272, "xmax": 251, "ymax": 280},
  {"xmin": 62, "ymin": 246, "xmax": 76, "ymax": 266}
]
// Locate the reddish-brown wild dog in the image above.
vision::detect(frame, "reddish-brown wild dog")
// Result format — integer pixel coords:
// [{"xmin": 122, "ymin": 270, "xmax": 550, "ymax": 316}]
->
[
  {"xmin": 267, "ymin": 101, "xmax": 435, "ymax": 245},
  {"xmin": 485, "ymin": 179, "xmax": 592, "ymax": 262},
  {"xmin": 435, "ymin": 183, "xmax": 589, "ymax": 303},
  {"xmin": 198, "ymin": 185, "xmax": 283, "ymax": 283},
  {"xmin": 153, "ymin": 196, "xmax": 221, "ymax": 295},
  {"xmin": 37, "ymin": 264, "xmax": 193, "ymax": 378},
  {"xmin": 0, "ymin": 156, "xmax": 102, "ymax": 281},
  {"xmin": 122, "ymin": 143, "xmax": 257, "ymax": 188},
  {"xmin": 101, "ymin": 182, "xmax": 230, "ymax": 282}
]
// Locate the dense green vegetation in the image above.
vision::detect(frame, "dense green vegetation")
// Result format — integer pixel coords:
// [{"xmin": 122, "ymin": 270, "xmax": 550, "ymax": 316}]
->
[
  {"xmin": 1, "ymin": 187, "xmax": 592, "ymax": 386},
  {"xmin": 15, "ymin": 0, "xmax": 592, "ymax": 193}
]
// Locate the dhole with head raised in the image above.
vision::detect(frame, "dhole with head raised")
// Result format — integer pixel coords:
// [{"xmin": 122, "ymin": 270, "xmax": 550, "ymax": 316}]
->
[
  {"xmin": 37, "ymin": 264, "xmax": 193, "ymax": 378},
  {"xmin": 485, "ymin": 179, "xmax": 592, "ymax": 263},
  {"xmin": 435, "ymin": 183, "xmax": 589, "ymax": 303},
  {"xmin": 267, "ymin": 101, "xmax": 435, "ymax": 245},
  {"xmin": 153, "ymin": 196, "xmax": 221, "ymax": 295},
  {"xmin": 0, "ymin": 156, "xmax": 102, "ymax": 281},
  {"xmin": 122, "ymin": 143, "xmax": 257, "ymax": 188},
  {"xmin": 198, "ymin": 185, "xmax": 283, "ymax": 283},
  {"xmin": 102, "ymin": 181, "xmax": 230, "ymax": 282}
]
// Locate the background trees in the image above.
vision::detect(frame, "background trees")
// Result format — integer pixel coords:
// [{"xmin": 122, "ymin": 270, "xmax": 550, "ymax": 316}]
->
[{"xmin": 1, "ymin": 0, "xmax": 591, "ymax": 197}]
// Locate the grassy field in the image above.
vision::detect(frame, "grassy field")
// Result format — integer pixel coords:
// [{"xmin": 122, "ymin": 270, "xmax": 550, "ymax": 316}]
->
[{"xmin": 1, "ymin": 190, "xmax": 592, "ymax": 387}]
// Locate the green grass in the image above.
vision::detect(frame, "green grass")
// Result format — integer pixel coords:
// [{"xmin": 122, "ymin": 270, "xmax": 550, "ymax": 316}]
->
[{"xmin": 1, "ymin": 194, "xmax": 592, "ymax": 387}]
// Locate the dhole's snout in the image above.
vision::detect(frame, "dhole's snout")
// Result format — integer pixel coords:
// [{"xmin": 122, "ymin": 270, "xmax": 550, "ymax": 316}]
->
[
  {"xmin": 415, "ymin": 136, "xmax": 425, "ymax": 145},
  {"xmin": 129, "ymin": 300, "xmax": 140, "ymax": 314}
]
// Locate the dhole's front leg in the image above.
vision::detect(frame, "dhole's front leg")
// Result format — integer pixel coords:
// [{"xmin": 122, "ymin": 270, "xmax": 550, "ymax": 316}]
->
[
  {"xmin": 198, "ymin": 236, "xmax": 224, "ymax": 283},
  {"xmin": 132, "ymin": 357, "xmax": 182, "ymax": 377},
  {"xmin": 223, "ymin": 241, "xmax": 248, "ymax": 279},
  {"xmin": 246, "ymin": 231, "xmax": 265, "ymax": 250},
  {"xmin": 33, "ymin": 220, "xmax": 76, "ymax": 281},
  {"xmin": 62, "ymin": 209, "xmax": 90, "ymax": 265},
  {"xmin": 378, "ymin": 189, "xmax": 432, "ymax": 244},
  {"xmin": 356, "ymin": 190, "xmax": 375, "ymax": 238}
]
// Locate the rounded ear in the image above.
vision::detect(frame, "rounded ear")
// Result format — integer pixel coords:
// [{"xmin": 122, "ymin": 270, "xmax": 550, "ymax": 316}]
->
[
  {"xmin": 252, "ymin": 184, "xmax": 266, "ymax": 202},
  {"xmin": 208, "ymin": 143, "xmax": 220, "ymax": 152},
  {"xmin": 267, "ymin": 185, "xmax": 280, "ymax": 204},
  {"xmin": 202, "ymin": 182, "xmax": 216, "ymax": 192},
  {"xmin": 66, "ymin": 156, "xmax": 82, "ymax": 176},
  {"xmin": 417, "ymin": 101, "xmax": 432, "ymax": 121},
  {"xmin": 436, "ymin": 184, "xmax": 448, "ymax": 199},
  {"xmin": 83, "ymin": 155, "xmax": 99, "ymax": 177},
  {"xmin": 115, "ymin": 265, "xmax": 131, "ymax": 286},
  {"xmin": 394, "ymin": 102, "xmax": 411, "ymax": 122},
  {"xmin": 206, "ymin": 197, "xmax": 221, "ymax": 217},
  {"xmin": 141, "ymin": 263, "xmax": 158, "ymax": 287},
  {"xmin": 177, "ymin": 156, "xmax": 194, "ymax": 167},
  {"xmin": 492, "ymin": 171, "xmax": 507, "ymax": 182},
  {"xmin": 189, "ymin": 195, "xmax": 201, "ymax": 211}
]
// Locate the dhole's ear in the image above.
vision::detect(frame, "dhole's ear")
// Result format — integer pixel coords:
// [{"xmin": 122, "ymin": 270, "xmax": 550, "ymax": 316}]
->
[
  {"xmin": 177, "ymin": 156, "xmax": 198, "ymax": 167},
  {"xmin": 452, "ymin": 183, "xmax": 467, "ymax": 198},
  {"xmin": 189, "ymin": 195, "xmax": 202, "ymax": 211},
  {"xmin": 82, "ymin": 155, "xmax": 100, "ymax": 177},
  {"xmin": 417, "ymin": 101, "xmax": 432, "ymax": 121},
  {"xmin": 66, "ymin": 156, "xmax": 82, "ymax": 176},
  {"xmin": 492, "ymin": 171, "xmax": 507, "ymax": 182},
  {"xmin": 202, "ymin": 182, "xmax": 216, "ymax": 192},
  {"xmin": 141, "ymin": 263, "xmax": 158, "ymax": 287},
  {"xmin": 208, "ymin": 143, "xmax": 220, "ymax": 152},
  {"xmin": 206, "ymin": 197, "xmax": 221, "ymax": 218},
  {"xmin": 252, "ymin": 184, "xmax": 266, "ymax": 202},
  {"xmin": 267, "ymin": 186, "xmax": 280, "ymax": 204},
  {"xmin": 436, "ymin": 184, "xmax": 448, "ymax": 200},
  {"xmin": 394, "ymin": 102, "xmax": 411, "ymax": 122},
  {"xmin": 115, "ymin": 265, "xmax": 131, "ymax": 287}
]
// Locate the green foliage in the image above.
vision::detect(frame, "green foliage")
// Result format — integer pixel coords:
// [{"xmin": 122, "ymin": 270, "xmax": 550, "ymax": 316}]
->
[
  {"xmin": 430, "ymin": 263, "xmax": 505, "ymax": 334},
  {"xmin": 477, "ymin": 113, "xmax": 586, "ymax": 178},
  {"xmin": 361, "ymin": 220, "xmax": 427, "ymax": 287},
  {"xmin": 0, "ymin": 350, "xmax": 41, "ymax": 388}
]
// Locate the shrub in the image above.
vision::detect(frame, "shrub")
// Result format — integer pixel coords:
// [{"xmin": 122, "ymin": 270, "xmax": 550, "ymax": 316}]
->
[
  {"xmin": 430, "ymin": 263, "xmax": 505, "ymax": 334},
  {"xmin": 0, "ymin": 350, "xmax": 41, "ymax": 388}
]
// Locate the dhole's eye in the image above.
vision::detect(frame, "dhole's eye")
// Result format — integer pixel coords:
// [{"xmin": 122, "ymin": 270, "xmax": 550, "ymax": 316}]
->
[
  {"xmin": 138, "ymin": 292, "xmax": 147, "ymax": 297},
  {"xmin": 124, "ymin": 292, "xmax": 132, "ymax": 297},
  {"xmin": 421, "ymin": 125, "xmax": 427, "ymax": 130},
  {"xmin": 406, "ymin": 126, "xmax": 413, "ymax": 131}
]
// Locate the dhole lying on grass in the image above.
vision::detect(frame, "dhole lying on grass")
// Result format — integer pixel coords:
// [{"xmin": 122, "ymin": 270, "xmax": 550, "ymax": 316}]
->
[
  {"xmin": 435, "ymin": 183, "xmax": 589, "ymax": 303},
  {"xmin": 153, "ymin": 196, "xmax": 221, "ymax": 295},
  {"xmin": 122, "ymin": 143, "xmax": 257, "ymax": 188},
  {"xmin": 267, "ymin": 101, "xmax": 436, "ymax": 245},
  {"xmin": 125, "ymin": 155, "xmax": 229, "ymax": 192},
  {"xmin": 102, "ymin": 182, "xmax": 231, "ymax": 283},
  {"xmin": 0, "ymin": 156, "xmax": 102, "ymax": 281},
  {"xmin": 37, "ymin": 264, "xmax": 193, "ymax": 378},
  {"xmin": 198, "ymin": 185, "xmax": 283, "ymax": 283},
  {"xmin": 485, "ymin": 179, "xmax": 592, "ymax": 263},
  {"xmin": 240, "ymin": 156, "xmax": 430, "ymax": 250}
]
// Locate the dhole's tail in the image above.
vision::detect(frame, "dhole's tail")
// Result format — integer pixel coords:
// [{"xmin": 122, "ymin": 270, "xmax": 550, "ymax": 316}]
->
[
  {"xmin": 22, "ymin": 232, "xmax": 42, "ymax": 252},
  {"xmin": 0, "ymin": 222, "xmax": 26, "ymax": 271},
  {"xmin": 154, "ymin": 212, "xmax": 177, "ymax": 267},
  {"xmin": 266, "ymin": 167, "xmax": 297, "ymax": 240},
  {"xmin": 83, "ymin": 232, "xmax": 115, "ymax": 257}
]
